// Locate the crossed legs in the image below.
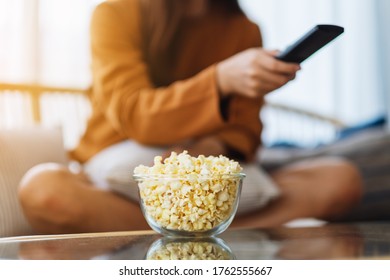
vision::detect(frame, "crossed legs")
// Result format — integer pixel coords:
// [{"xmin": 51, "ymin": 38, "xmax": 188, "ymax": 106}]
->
[{"xmin": 18, "ymin": 157, "xmax": 363, "ymax": 234}]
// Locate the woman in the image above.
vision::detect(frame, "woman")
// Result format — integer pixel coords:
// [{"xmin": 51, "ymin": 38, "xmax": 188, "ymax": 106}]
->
[{"xmin": 18, "ymin": 0, "xmax": 362, "ymax": 234}]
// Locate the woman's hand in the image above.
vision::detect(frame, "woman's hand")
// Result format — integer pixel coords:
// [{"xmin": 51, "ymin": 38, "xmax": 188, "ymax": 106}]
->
[{"xmin": 216, "ymin": 48, "xmax": 301, "ymax": 98}]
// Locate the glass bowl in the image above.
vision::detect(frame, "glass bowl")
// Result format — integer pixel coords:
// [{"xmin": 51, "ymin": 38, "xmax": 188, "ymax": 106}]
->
[
  {"xmin": 133, "ymin": 173, "xmax": 245, "ymax": 237},
  {"xmin": 146, "ymin": 237, "xmax": 235, "ymax": 260}
]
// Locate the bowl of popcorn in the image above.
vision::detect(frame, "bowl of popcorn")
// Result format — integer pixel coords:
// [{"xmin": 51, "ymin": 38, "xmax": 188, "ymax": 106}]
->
[
  {"xmin": 146, "ymin": 237, "xmax": 235, "ymax": 260},
  {"xmin": 133, "ymin": 151, "xmax": 245, "ymax": 237}
]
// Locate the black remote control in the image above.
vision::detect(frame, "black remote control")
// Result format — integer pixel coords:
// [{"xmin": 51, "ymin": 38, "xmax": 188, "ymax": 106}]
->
[{"xmin": 276, "ymin": 24, "xmax": 344, "ymax": 63}]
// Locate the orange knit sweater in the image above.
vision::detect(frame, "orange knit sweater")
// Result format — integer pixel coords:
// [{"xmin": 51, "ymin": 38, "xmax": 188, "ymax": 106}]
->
[{"xmin": 70, "ymin": 0, "xmax": 264, "ymax": 163}]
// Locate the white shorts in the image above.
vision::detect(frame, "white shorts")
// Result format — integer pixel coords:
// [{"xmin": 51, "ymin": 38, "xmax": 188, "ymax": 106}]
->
[{"xmin": 83, "ymin": 140, "xmax": 280, "ymax": 215}]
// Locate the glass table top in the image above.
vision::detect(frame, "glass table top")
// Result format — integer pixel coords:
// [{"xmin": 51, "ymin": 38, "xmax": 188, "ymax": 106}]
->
[{"xmin": 1, "ymin": 222, "xmax": 390, "ymax": 260}]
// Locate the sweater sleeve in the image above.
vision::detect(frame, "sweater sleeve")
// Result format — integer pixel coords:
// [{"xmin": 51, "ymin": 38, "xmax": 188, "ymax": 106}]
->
[{"xmin": 90, "ymin": 2, "xmax": 225, "ymax": 146}]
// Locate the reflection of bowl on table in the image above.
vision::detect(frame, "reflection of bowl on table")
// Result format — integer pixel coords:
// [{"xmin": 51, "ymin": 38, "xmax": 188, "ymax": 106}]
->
[
  {"xmin": 133, "ymin": 173, "xmax": 245, "ymax": 237},
  {"xmin": 146, "ymin": 237, "xmax": 235, "ymax": 260}
]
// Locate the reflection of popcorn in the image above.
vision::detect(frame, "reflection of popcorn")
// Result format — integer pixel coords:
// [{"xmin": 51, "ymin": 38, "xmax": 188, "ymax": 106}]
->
[
  {"xmin": 134, "ymin": 151, "xmax": 242, "ymax": 232},
  {"xmin": 147, "ymin": 241, "xmax": 232, "ymax": 260}
]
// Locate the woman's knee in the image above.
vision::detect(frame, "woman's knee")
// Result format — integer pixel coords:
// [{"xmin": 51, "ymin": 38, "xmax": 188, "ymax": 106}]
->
[
  {"xmin": 332, "ymin": 158, "xmax": 362, "ymax": 187},
  {"xmin": 271, "ymin": 156, "xmax": 363, "ymax": 219},
  {"xmin": 18, "ymin": 163, "xmax": 84, "ymax": 227},
  {"xmin": 19, "ymin": 163, "xmax": 70, "ymax": 204},
  {"xmin": 327, "ymin": 157, "xmax": 363, "ymax": 204},
  {"xmin": 308, "ymin": 157, "xmax": 363, "ymax": 218}
]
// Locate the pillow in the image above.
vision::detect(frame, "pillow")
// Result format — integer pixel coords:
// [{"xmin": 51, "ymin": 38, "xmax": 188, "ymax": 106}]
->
[
  {"xmin": 0, "ymin": 127, "xmax": 68, "ymax": 237},
  {"xmin": 236, "ymin": 163, "xmax": 280, "ymax": 215}
]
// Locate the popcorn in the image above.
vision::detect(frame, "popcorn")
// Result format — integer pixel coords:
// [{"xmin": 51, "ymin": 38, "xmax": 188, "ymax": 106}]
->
[
  {"xmin": 134, "ymin": 151, "xmax": 243, "ymax": 233},
  {"xmin": 147, "ymin": 240, "xmax": 233, "ymax": 260}
]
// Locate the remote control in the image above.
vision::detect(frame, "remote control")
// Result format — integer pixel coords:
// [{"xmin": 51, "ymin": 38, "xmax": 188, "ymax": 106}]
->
[{"xmin": 276, "ymin": 24, "xmax": 344, "ymax": 63}]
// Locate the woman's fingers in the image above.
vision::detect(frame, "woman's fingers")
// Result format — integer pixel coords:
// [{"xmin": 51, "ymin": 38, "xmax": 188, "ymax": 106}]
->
[
  {"xmin": 216, "ymin": 47, "xmax": 301, "ymax": 99},
  {"xmin": 256, "ymin": 50, "xmax": 301, "ymax": 75},
  {"xmin": 248, "ymin": 66, "xmax": 295, "ymax": 88}
]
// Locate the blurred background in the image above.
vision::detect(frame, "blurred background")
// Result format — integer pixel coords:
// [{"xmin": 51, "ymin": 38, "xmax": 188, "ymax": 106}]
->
[{"xmin": 0, "ymin": 0, "xmax": 389, "ymax": 149}]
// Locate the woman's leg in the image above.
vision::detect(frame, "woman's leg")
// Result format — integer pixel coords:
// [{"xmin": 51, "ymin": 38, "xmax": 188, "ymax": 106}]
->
[
  {"xmin": 232, "ymin": 157, "xmax": 363, "ymax": 228},
  {"xmin": 18, "ymin": 163, "xmax": 150, "ymax": 234}
]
